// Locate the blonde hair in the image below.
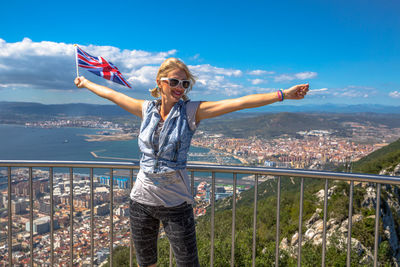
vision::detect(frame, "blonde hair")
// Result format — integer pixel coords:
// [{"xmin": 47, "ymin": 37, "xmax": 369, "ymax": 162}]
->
[{"xmin": 150, "ymin": 58, "xmax": 196, "ymax": 101}]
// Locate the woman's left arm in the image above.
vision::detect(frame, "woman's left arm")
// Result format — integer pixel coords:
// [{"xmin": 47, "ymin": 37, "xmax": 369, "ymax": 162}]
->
[{"xmin": 196, "ymin": 84, "xmax": 309, "ymax": 122}]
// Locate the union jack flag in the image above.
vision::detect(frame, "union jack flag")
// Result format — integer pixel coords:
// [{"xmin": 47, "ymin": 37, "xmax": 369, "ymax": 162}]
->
[{"xmin": 76, "ymin": 45, "xmax": 131, "ymax": 88}]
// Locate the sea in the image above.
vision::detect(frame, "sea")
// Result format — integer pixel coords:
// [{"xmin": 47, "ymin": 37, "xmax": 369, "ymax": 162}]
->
[{"xmin": 0, "ymin": 124, "xmax": 249, "ymax": 185}]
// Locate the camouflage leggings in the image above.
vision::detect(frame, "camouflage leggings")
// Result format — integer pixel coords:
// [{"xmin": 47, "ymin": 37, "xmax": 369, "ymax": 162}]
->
[{"xmin": 130, "ymin": 200, "xmax": 199, "ymax": 267}]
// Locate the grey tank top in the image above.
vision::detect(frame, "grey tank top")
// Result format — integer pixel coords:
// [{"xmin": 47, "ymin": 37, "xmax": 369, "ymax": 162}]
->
[{"xmin": 130, "ymin": 100, "xmax": 201, "ymax": 207}]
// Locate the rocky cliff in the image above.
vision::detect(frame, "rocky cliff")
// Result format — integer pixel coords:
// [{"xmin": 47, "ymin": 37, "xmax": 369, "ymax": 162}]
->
[{"xmin": 280, "ymin": 163, "xmax": 400, "ymax": 266}]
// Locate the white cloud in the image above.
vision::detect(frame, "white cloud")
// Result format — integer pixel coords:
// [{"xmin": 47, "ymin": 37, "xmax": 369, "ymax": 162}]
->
[
  {"xmin": 307, "ymin": 88, "xmax": 328, "ymax": 95},
  {"xmin": 0, "ymin": 38, "xmax": 176, "ymax": 91},
  {"xmin": 190, "ymin": 64, "xmax": 242, "ymax": 77},
  {"xmin": 295, "ymin": 72, "xmax": 317, "ymax": 80},
  {"xmin": 389, "ymin": 91, "xmax": 400, "ymax": 98},
  {"xmin": 127, "ymin": 66, "xmax": 159, "ymax": 88},
  {"xmin": 0, "ymin": 38, "xmax": 322, "ymax": 100},
  {"xmin": 329, "ymin": 86, "xmax": 378, "ymax": 98},
  {"xmin": 189, "ymin": 54, "xmax": 201, "ymax": 61},
  {"xmin": 274, "ymin": 71, "xmax": 317, "ymax": 82},
  {"xmin": 249, "ymin": 79, "xmax": 265, "ymax": 85},
  {"xmin": 188, "ymin": 64, "xmax": 244, "ymax": 96},
  {"xmin": 274, "ymin": 74, "xmax": 294, "ymax": 82},
  {"xmin": 247, "ymin": 70, "xmax": 275, "ymax": 76}
]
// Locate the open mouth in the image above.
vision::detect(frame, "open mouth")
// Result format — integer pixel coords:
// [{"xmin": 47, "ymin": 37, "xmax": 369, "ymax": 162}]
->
[{"xmin": 173, "ymin": 91, "xmax": 183, "ymax": 97}]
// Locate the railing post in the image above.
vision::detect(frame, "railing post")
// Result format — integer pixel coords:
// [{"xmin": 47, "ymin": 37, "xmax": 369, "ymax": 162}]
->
[
  {"xmin": 297, "ymin": 177, "xmax": 304, "ymax": 267},
  {"xmin": 191, "ymin": 171, "xmax": 195, "ymax": 197},
  {"xmin": 275, "ymin": 176, "xmax": 281, "ymax": 267},
  {"xmin": 373, "ymin": 183, "xmax": 381, "ymax": 267},
  {"xmin": 169, "ymin": 244, "xmax": 173, "ymax": 267},
  {"xmin": 70, "ymin": 168, "xmax": 73, "ymax": 267},
  {"xmin": 346, "ymin": 181, "xmax": 354, "ymax": 267},
  {"xmin": 50, "ymin": 167, "xmax": 54, "ymax": 266},
  {"xmin": 129, "ymin": 169, "xmax": 134, "ymax": 267},
  {"xmin": 110, "ymin": 168, "xmax": 114, "ymax": 267},
  {"xmin": 322, "ymin": 179, "xmax": 329, "ymax": 267},
  {"xmin": 7, "ymin": 167, "xmax": 12, "ymax": 267},
  {"xmin": 210, "ymin": 171, "xmax": 215, "ymax": 266},
  {"xmin": 90, "ymin": 168, "xmax": 94, "ymax": 267},
  {"xmin": 231, "ymin": 173, "xmax": 237, "ymax": 267},
  {"xmin": 252, "ymin": 174, "xmax": 258, "ymax": 267},
  {"xmin": 29, "ymin": 167, "xmax": 33, "ymax": 267}
]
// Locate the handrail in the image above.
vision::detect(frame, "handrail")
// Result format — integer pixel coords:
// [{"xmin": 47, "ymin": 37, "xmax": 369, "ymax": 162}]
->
[{"xmin": 1, "ymin": 160, "xmax": 400, "ymax": 184}]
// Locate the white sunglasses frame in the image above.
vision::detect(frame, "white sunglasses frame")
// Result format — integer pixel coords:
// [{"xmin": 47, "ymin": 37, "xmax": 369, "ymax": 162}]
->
[{"xmin": 160, "ymin": 77, "xmax": 191, "ymax": 89}]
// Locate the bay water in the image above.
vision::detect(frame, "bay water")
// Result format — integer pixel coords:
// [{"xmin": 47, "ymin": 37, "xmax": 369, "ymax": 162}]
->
[{"xmin": 0, "ymin": 124, "xmax": 247, "ymax": 183}]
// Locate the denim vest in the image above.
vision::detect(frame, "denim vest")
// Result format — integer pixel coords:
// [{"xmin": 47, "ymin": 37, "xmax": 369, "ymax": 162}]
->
[{"xmin": 138, "ymin": 100, "xmax": 195, "ymax": 173}]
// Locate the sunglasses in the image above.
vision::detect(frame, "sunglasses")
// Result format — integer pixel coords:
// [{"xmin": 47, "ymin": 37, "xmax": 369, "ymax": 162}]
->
[{"xmin": 160, "ymin": 78, "xmax": 191, "ymax": 89}]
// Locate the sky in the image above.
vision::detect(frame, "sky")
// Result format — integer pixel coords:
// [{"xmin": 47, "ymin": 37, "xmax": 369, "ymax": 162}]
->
[{"xmin": 0, "ymin": 0, "xmax": 399, "ymax": 108}]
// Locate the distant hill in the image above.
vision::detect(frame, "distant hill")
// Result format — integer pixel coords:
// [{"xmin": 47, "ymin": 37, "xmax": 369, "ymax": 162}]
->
[
  {"xmin": 0, "ymin": 101, "xmax": 132, "ymax": 116},
  {"xmin": 256, "ymin": 103, "xmax": 400, "ymax": 114},
  {"xmin": 201, "ymin": 112, "xmax": 400, "ymax": 139},
  {"xmin": 1, "ymin": 101, "xmax": 400, "ymax": 117},
  {"xmin": 2, "ymin": 102, "xmax": 400, "ymax": 141}
]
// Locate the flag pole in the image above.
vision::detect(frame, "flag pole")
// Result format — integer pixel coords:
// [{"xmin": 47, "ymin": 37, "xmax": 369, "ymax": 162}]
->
[{"xmin": 73, "ymin": 44, "xmax": 80, "ymax": 77}]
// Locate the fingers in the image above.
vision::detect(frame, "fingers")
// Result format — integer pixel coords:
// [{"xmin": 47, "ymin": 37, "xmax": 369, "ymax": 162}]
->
[
  {"xmin": 295, "ymin": 83, "xmax": 309, "ymax": 98},
  {"xmin": 300, "ymin": 83, "xmax": 309, "ymax": 91},
  {"xmin": 74, "ymin": 76, "xmax": 86, "ymax": 88}
]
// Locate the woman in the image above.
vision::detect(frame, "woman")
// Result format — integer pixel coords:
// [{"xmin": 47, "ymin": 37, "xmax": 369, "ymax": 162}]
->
[{"xmin": 74, "ymin": 57, "xmax": 309, "ymax": 267}]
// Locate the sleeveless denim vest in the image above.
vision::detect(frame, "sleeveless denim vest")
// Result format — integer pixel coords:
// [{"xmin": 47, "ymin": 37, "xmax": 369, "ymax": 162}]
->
[{"xmin": 138, "ymin": 99, "xmax": 195, "ymax": 173}]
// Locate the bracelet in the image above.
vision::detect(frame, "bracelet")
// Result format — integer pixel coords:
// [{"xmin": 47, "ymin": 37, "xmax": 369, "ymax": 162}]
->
[{"xmin": 277, "ymin": 89, "xmax": 284, "ymax": 101}]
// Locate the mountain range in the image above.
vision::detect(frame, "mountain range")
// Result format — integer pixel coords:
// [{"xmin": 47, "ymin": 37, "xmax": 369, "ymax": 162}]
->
[{"xmin": 1, "ymin": 101, "xmax": 400, "ymax": 117}]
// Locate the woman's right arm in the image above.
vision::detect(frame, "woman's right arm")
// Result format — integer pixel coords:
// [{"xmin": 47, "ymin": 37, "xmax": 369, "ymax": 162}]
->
[{"xmin": 74, "ymin": 76, "xmax": 144, "ymax": 118}]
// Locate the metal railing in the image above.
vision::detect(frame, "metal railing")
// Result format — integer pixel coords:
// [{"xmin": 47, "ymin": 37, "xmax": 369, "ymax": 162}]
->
[{"xmin": 1, "ymin": 160, "xmax": 400, "ymax": 267}]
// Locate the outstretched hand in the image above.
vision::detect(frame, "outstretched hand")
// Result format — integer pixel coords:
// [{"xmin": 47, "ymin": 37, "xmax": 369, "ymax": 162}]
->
[
  {"xmin": 74, "ymin": 76, "xmax": 87, "ymax": 88},
  {"xmin": 284, "ymin": 84, "xmax": 309, "ymax": 100}
]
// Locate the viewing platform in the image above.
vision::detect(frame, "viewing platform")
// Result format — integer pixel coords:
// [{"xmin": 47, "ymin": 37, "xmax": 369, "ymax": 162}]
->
[{"xmin": 1, "ymin": 160, "xmax": 399, "ymax": 266}]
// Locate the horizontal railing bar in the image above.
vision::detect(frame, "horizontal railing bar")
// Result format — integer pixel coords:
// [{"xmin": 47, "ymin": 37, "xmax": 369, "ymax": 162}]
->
[
  {"xmin": 2, "ymin": 160, "xmax": 400, "ymax": 185},
  {"xmin": 0, "ymin": 160, "xmax": 141, "ymax": 169}
]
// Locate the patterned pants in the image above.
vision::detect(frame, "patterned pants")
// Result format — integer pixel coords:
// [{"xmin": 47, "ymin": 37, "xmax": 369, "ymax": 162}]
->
[{"xmin": 130, "ymin": 200, "xmax": 200, "ymax": 267}]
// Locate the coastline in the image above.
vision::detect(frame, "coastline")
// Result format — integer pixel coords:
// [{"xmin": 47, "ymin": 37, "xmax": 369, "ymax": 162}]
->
[
  {"xmin": 83, "ymin": 132, "xmax": 135, "ymax": 142},
  {"xmin": 192, "ymin": 142, "xmax": 249, "ymax": 164}
]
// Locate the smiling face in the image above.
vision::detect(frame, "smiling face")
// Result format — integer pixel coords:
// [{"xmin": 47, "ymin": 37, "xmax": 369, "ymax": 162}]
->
[{"xmin": 158, "ymin": 68, "xmax": 188, "ymax": 103}]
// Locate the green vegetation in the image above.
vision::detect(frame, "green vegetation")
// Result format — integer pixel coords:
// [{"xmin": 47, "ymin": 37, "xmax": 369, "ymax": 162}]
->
[{"xmin": 352, "ymin": 138, "xmax": 400, "ymax": 174}]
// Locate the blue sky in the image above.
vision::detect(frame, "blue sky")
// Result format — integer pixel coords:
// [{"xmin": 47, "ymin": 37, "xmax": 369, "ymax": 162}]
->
[{"xmin": 1, "ymin": 0, "xmax": 399, "ymax": 108}]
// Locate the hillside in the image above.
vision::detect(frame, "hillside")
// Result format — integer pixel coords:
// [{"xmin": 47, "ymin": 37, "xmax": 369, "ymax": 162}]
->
[
  {"xmin": 352, "ymin": 138, "xmax": 400, "ymax": 175},
  {"xmin": 200, "ymin": 138, "xmax": 400, "ymax": 266},
  {"xmin": 178, "ymin": 139, "xmax": 400, "ymax": 266}
]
